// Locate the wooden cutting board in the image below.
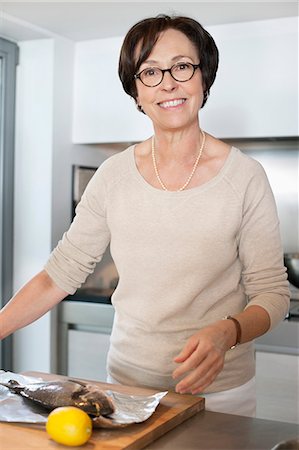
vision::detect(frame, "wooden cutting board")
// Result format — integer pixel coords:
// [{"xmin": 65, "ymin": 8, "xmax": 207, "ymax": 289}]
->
[{"xmin": 0, "ymin": 371, "xmax": 204, "ymax": 450}]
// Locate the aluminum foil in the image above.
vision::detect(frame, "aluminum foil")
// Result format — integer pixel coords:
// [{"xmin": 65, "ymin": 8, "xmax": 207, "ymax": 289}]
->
[{"xmin": 0, "ymin": 371, "xmax": 167, "ymax": 427}]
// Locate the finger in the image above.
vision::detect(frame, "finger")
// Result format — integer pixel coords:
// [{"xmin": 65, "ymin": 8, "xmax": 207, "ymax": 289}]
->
[
  {"xmin": 172, "ymin": 348, "xmax": 206, "ymax": 380},
  {"xmin": 175, "ymin": 353, "xmax": 223, "ymax": 393},
  {"xmin": 173, "ymin": 338, "xmax": 198, "ymax": 363},
  {"xmin": 174, "ymin": 354, "xmax": 210, "ymax": 391},
  {"xmin": 189, "ymin": 365, "xmax": 221, "ymax": 394}
]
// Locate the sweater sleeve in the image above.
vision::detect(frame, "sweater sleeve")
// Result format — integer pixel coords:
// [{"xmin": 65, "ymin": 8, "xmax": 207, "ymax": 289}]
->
[
  {"xmin": 44, "ymin": 165, "xmax": 111, "ymax": 294},
  {"xmin": 237, "ymin": 162, "xmax": 290, "ymax": 329}
]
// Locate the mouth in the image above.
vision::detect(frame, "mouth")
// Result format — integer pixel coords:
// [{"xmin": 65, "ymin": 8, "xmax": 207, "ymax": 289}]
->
[{"xmin": 158, "ymin": 98, "xmax": 186, "ymax": 109}]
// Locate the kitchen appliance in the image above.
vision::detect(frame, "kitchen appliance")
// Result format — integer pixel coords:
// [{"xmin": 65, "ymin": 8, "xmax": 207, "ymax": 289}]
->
[
  {"xmin": 70, "ymin": 165, "xmax": 119, "ymax": 299},
  {"xmin": 58, "ymin": 166, "xmax": 116, "ymax": 379},
  {"xmin": 284, "ymin": 253, "xmax": 299, "ymax": 320},
  {"xmin": 284, "ymin": 253, "xmax": 299, "ymax": 288}
]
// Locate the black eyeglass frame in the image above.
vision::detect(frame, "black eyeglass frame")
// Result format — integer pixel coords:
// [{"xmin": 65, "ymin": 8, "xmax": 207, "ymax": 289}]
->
[{"xmin": 134, "ymin": 62, "xmax": 200, "ymax": 87}]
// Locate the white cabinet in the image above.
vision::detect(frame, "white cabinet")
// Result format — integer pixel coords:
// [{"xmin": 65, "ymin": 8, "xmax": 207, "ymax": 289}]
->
[
  {"xmin": 256, "ymin": 351, "xmax": 299, "ymax": 423},
  {"xmin": 57, "ymin": 301, "xmax": 115, "ymax": 382},
  {"xmin": 68, "ymin": 329, "xmax": 111, "ymax": 381},
  {"xmin": 202, "ymin": 17, "xmax": 298, "ymax": 138},
  {"xmin": 72, "ymin": 17, "xmax": 297, "ymax": 143},
  {"xmin": 72, "ymin": 37, "xmax": 153, "ymax": 143},
  {"xmin": 255, "ymin": 320, "xmax": 299, "ymax": 423}
]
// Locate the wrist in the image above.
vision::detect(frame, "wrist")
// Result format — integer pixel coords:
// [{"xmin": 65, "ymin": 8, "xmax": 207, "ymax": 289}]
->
[{"xmin": 223, "ymin": 315, "xmax": 242, "ymax": 349}]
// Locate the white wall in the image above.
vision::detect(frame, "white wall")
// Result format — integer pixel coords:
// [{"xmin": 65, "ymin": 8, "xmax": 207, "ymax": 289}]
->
[
  {"xmin": 11, "ymin": 34, "xmax": 118, "ymax": 374},
  {"xmin": 13, "ymin": 39, "xmax": 54, "ymax": 372},
  {"xmin": 12, "ymin": 35, "xmax": 80, "ymax": 373}
]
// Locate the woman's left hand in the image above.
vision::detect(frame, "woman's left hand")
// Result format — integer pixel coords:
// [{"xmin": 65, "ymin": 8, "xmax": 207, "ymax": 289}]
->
[{"xmin": 172, "ymin": 321, "xmax": 235, "ymax": 394}]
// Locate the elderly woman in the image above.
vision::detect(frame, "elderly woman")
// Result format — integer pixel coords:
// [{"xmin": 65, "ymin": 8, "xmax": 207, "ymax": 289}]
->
[{"xmin": 0, "ymin": 15, "xmax": 289, "ymax": 416}]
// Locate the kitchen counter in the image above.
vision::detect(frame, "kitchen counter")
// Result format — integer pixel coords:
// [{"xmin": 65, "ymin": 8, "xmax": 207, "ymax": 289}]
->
[
  {"xmin": 146, "ymin": 410, "xmax": 299, "ymax": 449},
  {"xmin": 1, "ymin": 406, "xmax": 298, "ymax": 450},
  {"xmin": 64, "ymin": 287, "xmax": 113, "ymax": 304},
  {"xmin": 1, "ymin": 372, "xmax": 298, "ymax": 450}
]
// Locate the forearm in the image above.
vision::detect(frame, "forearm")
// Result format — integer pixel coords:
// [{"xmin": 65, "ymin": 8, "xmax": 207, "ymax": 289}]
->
[
  {"xmin": 173, "ymin": 305, "xmax": 271, "ymax": 393},
  {"xmin": 219, "ymin": 305, "xmax": 271, "ymax": 350},
  {"xmin": 0, "ymin": 270, "xmax": 68, "ymax": 340}
]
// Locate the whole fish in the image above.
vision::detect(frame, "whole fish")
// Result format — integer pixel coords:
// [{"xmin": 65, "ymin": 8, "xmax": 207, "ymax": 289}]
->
[{"xmin": 0, "ymin": 378, "xmax": 115, "ymax": 417}]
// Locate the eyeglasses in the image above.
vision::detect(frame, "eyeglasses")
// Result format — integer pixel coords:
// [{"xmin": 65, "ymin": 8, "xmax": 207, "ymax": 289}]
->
[{"xmin": 134, "ymin": 62, "xmax": 200, "ymax": 87}]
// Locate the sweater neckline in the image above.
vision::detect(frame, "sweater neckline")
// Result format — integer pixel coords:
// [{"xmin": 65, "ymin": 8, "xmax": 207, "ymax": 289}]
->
[{"xmin": 128, "ymin": 144, "xmax": 238, "ymax": 196}]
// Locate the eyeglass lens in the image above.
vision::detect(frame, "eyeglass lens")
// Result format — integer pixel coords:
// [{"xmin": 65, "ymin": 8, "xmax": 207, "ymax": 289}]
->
[{"xmin": 139, "ymin": 63, "xmax": 196, "ymax": 87}]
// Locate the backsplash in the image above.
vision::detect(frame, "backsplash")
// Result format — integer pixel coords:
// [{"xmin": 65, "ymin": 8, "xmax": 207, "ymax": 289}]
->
[
  {"xmin": 78, "ymin": 138, "xmax": 299, "ymax": 290},
  {"xmin": 235, "ymin": 142, "xmax": 298, "ymax": 254}
]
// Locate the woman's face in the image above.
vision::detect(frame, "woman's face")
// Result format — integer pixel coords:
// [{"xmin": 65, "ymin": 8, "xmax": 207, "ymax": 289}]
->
[{"xmin": 135, "ymin": 28, "xmax": 204, "ymax": 132}]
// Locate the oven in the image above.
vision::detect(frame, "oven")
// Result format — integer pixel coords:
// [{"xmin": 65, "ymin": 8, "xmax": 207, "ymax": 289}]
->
[{"xmin": 70, "ymin": 164, "xmax": 119, "ymax": 299}]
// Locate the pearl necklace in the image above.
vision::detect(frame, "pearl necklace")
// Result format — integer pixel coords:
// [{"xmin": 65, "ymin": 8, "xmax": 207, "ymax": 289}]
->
[{"xmin": 151, "ymin": 130, "xmax": 206, "ymax": 192}]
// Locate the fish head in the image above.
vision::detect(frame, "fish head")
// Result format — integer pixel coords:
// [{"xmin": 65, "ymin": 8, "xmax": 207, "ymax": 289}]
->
[{"xmin": 75, "ymin": 385, "xmax": 115, "ymax": 417}]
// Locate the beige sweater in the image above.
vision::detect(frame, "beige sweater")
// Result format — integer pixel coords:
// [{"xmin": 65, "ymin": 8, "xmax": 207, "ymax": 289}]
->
[{"xmin": 45, "ymin": 145, "xmax": 290, "ymax": 393}]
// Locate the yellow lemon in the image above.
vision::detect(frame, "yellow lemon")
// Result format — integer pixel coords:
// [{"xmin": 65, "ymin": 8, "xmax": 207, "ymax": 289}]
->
[{"xmin": 46, "ymin": 406, "xmax": 92, "ymax": 446}]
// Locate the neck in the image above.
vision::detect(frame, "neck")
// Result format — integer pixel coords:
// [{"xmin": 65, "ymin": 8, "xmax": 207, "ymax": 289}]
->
[
  {"xmin": 151, "ymin": 129, "xmax": 206, "ymax": 192},
  {"xmin": 152, "ymin": 127, "xmax": 204, "ymax": 162}
]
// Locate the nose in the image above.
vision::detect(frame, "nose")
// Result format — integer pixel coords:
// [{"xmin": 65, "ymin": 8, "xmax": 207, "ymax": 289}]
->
[{"xmin": 160, "ymin": 70, "xmax": 177, "ymax": 91}]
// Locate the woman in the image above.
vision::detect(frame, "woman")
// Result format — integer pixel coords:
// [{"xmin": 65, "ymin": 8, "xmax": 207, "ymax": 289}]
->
[{"xmin": 0, "ymin": 15, "xmax": 289, "ymax": 416}]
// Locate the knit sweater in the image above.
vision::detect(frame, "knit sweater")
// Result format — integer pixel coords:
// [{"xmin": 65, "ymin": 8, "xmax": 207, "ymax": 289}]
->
[{"xmin": 45, "ymin": 145, "xmax": 290, "ymax": 393}]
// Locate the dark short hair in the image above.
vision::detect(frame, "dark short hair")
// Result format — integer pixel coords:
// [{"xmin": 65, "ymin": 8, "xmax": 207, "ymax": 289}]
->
[{"xmin": 118, "ymin": 14, "xmax": 219, "ymax": 110}]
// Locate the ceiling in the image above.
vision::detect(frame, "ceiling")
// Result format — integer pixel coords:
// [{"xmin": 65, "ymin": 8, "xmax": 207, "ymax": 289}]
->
[{"xmin": 0, "ymin": 1, "xmax": 298, "ymax": 42}]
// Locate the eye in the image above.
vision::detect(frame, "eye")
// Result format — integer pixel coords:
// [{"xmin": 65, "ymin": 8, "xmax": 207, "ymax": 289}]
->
[
  {"xmin": 142, "ymin": 67, "xmax": 161, "ymax": 78},
  {"xmin": 173, "ymin": 62, "xmax": 191, "ymax": 72}
]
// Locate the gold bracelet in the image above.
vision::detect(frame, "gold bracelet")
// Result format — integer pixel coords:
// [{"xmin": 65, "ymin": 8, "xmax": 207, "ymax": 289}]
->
[{"xmin": 223, "ymin": 315, "xmax": 242, "ymax": 349}]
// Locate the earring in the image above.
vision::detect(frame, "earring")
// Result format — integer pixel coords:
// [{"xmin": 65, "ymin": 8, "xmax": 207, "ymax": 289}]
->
[
  {"xmin": 136, "ymin": 104, "xmax": 146, "ymax": 114},
  {"xmin": 203, "ymin": 90, "xmax": 209, "ymax": 103}
]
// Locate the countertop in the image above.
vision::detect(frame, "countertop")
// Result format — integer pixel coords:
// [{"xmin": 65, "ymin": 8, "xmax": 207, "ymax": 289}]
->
[
  {"xmin": 1, "ymin": 406, "xmax": 298, "ymax": 450},
  {"xmin": 1, "ymin": 371, "xmax": 298, "ymax": 450},
  {"xmin": 145, "ymin": 410, "xmax": 299, "ymax": 449}
]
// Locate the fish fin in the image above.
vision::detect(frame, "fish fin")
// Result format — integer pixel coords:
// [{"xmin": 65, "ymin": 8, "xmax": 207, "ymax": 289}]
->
[{"xmin": 67, "ymin": 378, "xmax": 87, "ymax": 387}]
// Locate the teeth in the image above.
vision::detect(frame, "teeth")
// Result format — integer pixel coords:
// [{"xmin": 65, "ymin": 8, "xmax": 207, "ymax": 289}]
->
[{"xmin": 159, "ymin": 99, "xmax": 185, "ymax": 108}]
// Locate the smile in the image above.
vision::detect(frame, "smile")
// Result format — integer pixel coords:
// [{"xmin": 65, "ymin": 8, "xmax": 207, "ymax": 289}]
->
[{"xmin": 158, "ymin": 98, "xmax": 186, "ymax": 109}]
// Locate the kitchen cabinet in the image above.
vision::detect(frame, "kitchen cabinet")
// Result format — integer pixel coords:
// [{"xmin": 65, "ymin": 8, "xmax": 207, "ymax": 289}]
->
[
  {"xmin": 72, "ymin": 17, "xmax": 297, "ymax": 143},
  {"xmin": 67, "ymin": 329, "xmax": 110, "ymax": 381},
  {"xmin": 57, "ymin": 300, "xmax": 114, "ymax": 381},
  {"xmin": 255, "ymin": 351, "xmax": 299, "ymax": 424},
  {"xmin": 201, "ymin": 17, "xmax": 298, "ymax": 138},
  {"xmin": 72, "ymin": 37, "xmax": 153, "ymax": 143}
]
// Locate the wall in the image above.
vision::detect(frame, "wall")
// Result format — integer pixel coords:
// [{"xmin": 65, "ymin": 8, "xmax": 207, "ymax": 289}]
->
[
  {"xmin": 11, "ymin": 35, "xmax": 123, "ymax": 373},
  {"xmin": 12, "ymin": 36, "xmax": 83, "ymax": 373},
  {"xmin": 13, "ymin": 39, "xmax": 54, "ymax": 372}
]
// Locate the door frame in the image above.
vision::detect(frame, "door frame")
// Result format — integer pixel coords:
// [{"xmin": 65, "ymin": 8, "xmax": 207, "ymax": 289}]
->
[{"xmin": 0, "ymin": 37, "xmax": 19, "ymax": 369}]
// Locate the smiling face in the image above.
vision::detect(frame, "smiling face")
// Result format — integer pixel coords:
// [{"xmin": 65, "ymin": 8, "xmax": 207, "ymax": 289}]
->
[{"xmin": 135, "ymin": 28, "xmax": 204, "ymax": 133}]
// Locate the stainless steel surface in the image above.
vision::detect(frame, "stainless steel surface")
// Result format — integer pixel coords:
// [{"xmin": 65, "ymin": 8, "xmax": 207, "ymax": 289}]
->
[
  {"xmin": 57, "ymin": 301, "xmax": 114, "ymax": 376},
  {"xmin": 73, "ymin": 165, "xmax": 96, "ymax": 204},
  {"xmin": 255, "ymin": 319, "xmax": 299, "ymax": 355},
  {"xmin": 232, "ymin": 140, "xmax": 298, "ymax": 254},
  {"xmin": 0, "ymin": 38, "xmax": 18, "ymax": 370},
  {"xmin": 284, "ymin": 254, "xmax": 299, "ymax": 288},
  {"xmin": 289, "ymin": 301, "xmax": 299, "ymax": 318},
  {"xmin": 145, "ymin": 410, "xmax": 299, "ymax": 450},
  {"xmin": 72, "ymin": 165, "xmax": 119, "ymax": 291},
  {"xmin": 271, "ymin": 439, "xmax": 299, "ymax": 450}
]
